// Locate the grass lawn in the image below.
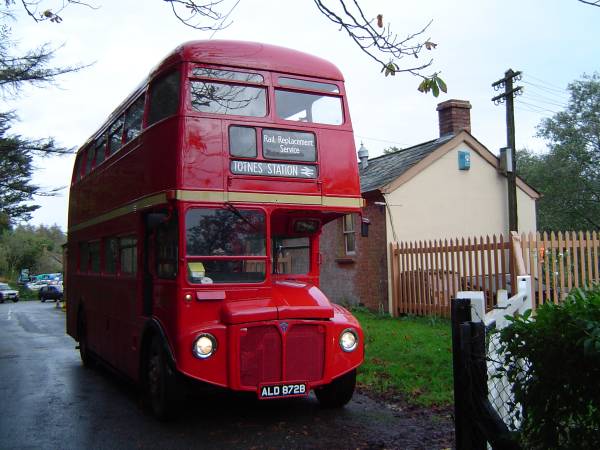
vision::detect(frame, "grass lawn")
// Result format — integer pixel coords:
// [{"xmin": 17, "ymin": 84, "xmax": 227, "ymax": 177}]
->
[{"xmin": 353, "ymin": 309, "xmax": 453, "ymax": 407}]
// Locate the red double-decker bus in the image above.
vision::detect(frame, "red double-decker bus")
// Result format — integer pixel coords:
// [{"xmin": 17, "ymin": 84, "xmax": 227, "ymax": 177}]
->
[{"xmin": 66, "ymin": 40, "xmax": 364, "ymax": 418}]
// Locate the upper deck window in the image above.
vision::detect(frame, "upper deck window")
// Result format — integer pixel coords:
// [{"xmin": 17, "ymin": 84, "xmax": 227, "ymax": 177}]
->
[
  {"xmin": 108, "ymin": 116, "xmax": 124, "ymax": 156},
  {"xmin": 85, "ymin": 146, "xmax": 95, "ymax": 175},
  {"xmin": 192, "ymin": 68, "xmax": 263, "ymax": 84},
  {"xmin": 148, "ymin": 70, "xmax": 180, "ymax": 126},
  {"xmin": 275, "ymin": 90, "xmax": 343, "ymax": 125},
  {"xmin": 124, "ymin": 95, "xmax": 145, "ymax": 143},
  {"xmin": 73, "ymin": 153, "xmax": 83, "ymax": 182},
  {"xmin": 190, "ymin": 81, "xmax": 266, "ymax": 117},
  {"xmin": 93, "ymin": 134, "xmax": 106, "ymax": 167},
  {"xmin": 278, "ymin": 77, "xmax": 339, "ymax": 93}
]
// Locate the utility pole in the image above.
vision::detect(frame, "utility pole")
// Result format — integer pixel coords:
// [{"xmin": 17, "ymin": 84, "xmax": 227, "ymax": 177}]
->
[{"xmin": 492, "ymin": 69, "xmax": 522, "ymax": 233}]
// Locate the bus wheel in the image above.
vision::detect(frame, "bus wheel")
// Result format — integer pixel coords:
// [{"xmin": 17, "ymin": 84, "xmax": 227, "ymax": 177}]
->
[
  {"xmin": 146, "ymin": 336, "xmax": 177, "ymax": 420},
  {"xmin": 78, "ymin": 314, "xmax": 95, "ymax": 368},
  {"xmin": 315, "ymin": 369, "xmax": 356, "ymax": 408}
]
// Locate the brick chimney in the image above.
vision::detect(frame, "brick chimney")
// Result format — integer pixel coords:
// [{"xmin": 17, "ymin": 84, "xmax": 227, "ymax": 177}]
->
[{"xmin": 436, "ymin": 99, "xmax": 472, "ymax": 137}]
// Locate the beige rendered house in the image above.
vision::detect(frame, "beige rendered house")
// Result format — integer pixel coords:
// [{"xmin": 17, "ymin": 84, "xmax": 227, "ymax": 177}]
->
[{"xmin": 320, "ymin": 99, "xmax": 539, "ymax": 313}]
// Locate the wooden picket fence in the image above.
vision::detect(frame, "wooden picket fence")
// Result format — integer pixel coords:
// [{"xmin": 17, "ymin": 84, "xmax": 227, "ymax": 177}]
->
[
  {"xmin": 519, "ymin": 230, "xmax": 600, "ymax": 307},
  {"xmin": 390, "ymin": 231, "xmax": 600, "ymax": 317}
]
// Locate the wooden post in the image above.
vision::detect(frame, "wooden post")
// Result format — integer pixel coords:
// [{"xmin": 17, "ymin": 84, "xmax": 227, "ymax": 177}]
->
[
  {"xmin": 390, "ymin": 242, "xmax": 399, "ymax": 317},
  {"xmin": 510, "ymin": 231, "xmax": 526, "ymax": 276},
  {"xmin": 451, "ymin": 298, "xmax": 474, "ymax": 450}
]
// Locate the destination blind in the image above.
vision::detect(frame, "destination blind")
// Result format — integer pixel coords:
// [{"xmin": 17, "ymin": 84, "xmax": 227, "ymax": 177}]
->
[
  {"xmin": 262, "ymin": 129, "xmax": 316, "ymax": 162},
  {"xmin": 230, "ymin": 160, "xmax": 317, "ymax": 179}
]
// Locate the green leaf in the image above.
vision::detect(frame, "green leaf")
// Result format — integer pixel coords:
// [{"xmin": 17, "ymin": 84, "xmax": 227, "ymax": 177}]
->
[
  {"xmin": 431, "ymin": 82, "xmax": 440, "ymax": 97},
  {"xmin": 436, "ymin": 77, "xmax": 448, "ymax": 93}
]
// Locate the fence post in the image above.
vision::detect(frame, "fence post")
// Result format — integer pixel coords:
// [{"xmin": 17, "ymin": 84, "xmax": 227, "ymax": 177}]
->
[{"xmin": 452, "ymin": 298, "xmax": 477, "ymax": 450}]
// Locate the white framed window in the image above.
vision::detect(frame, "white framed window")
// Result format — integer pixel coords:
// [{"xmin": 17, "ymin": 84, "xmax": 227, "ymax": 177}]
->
[{"xmin": 343, "ymin": 214, "xmax": 356, "ymax": 255}]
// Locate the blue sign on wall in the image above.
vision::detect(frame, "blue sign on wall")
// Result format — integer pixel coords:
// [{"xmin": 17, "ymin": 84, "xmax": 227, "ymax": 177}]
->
[{"xmin": 458, "ymin": 150, "xmax": 471, "ymax": 170}]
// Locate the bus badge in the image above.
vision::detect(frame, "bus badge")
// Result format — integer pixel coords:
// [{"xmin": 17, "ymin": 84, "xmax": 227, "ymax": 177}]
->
[{"xmin": 279, "ymin": 322, "xmax": 289, "ymax": 333}]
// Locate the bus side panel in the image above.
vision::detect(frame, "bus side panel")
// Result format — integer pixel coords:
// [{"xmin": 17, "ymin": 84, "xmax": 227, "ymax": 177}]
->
[
  {"xmin": 114, "ymin": 276, "xmax": 139, "ymax": 378},
  {"xmin": 66, "ymin": 243, "xmax": 78, "ymax": 339},
  {"xmin": 318, "ymin": 130, "xmax": 361, "ymax": 197},
  {"xmin": 68, "ymin": 118, "xmax": 180, "ymax": 227},
  {"xmin": 180, "ymin": 117, "xmax": 224, "ymax": 191}
]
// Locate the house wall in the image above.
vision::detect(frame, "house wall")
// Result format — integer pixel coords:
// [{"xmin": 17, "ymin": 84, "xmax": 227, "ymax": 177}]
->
[
  {"xmin": 384, "ymin": 142, "xmax": 537, "ymax": 310},
  {"xmin": 385, "ymin": 142, "xmax": 537, "ymax": 242},
  {"xmin": 319, "ymin": 194, "xmax": 388, "ymax": 312}
]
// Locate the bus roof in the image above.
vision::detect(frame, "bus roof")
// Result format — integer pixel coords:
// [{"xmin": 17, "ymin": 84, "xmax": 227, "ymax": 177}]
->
[{"xmin": 156, "ymin": 40, "xmax": 345, "ymax": 82}]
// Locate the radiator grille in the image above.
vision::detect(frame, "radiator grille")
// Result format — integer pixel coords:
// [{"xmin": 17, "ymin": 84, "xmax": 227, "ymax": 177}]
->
[
  {"xmin": 285, "ymin": 324, "xmax": 325, "ymax": 382},
  {"xmin": 239, "ymin": 323, "xmax": 325, "ymax": 387},
  {"xmin": 240, "ymin": 325, "xmax": 281, "ymax": 387}
]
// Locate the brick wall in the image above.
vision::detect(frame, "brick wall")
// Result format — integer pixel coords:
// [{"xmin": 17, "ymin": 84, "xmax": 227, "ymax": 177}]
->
[
  {"xmin": 319, "ymin": 192, "xmax": 389, "ymax": 312},
  {"xmin": 319, "ymin": 213, "xmax": 360, "ymax": 306},
  {"xmin": 354, "ymin": 194, "xmax": 389, "ymax": 312}
]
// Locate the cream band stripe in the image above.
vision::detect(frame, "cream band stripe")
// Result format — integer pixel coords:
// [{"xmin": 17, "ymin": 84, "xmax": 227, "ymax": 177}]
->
[{"xmin": 69, "ymin": 190, "xmax": 363, "ymax": 232}]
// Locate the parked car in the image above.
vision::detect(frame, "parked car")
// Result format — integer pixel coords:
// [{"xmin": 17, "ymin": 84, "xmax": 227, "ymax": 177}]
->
[
  {"xmin": 0, "ymin": 283, "xmax": 19, "ymax": 303},
  {"xmin": 39, "ymin": 285, "xmax": 63, "ymax": 302},
  {"xmin": 26, "ymin": 281, "xmax": 47, "ymax": 291}
]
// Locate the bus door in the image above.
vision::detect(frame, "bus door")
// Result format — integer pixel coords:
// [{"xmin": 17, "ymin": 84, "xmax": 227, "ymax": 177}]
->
[{"xmin": 143, "ymin": 211, "xmax": 179, "ymax": 320}]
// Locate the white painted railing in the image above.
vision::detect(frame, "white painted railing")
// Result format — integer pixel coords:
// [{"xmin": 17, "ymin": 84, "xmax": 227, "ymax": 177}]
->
[{"xmin": 457, "ymin": 276, "xmax": 532, "ymax": 428}]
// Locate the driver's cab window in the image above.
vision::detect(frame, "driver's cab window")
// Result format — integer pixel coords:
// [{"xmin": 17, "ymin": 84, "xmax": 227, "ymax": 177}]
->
[{"xmin": 272, "ymin": 237, "xmax": 310, "ymax": 275}]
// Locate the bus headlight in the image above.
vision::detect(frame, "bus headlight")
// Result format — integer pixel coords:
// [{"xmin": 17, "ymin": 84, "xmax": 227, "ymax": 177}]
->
[
  {"xmin": 339, "ymin": 328, "xmax": 359, "ymax": 352},
  {"xmin": 192, "ymin": 333, "xmax": 217, "ymax": 359}
]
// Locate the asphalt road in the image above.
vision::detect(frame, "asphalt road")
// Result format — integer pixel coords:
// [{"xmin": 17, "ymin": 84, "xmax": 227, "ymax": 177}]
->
[{"xmin": 0, "ymin": 301, "xmax": 453, "ymax": 450}]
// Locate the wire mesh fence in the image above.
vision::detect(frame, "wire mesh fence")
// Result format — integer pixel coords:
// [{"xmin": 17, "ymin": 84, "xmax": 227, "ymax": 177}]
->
[{"xmin": 484, "ymin": 324, "xmax": 523, "ymax": 432}]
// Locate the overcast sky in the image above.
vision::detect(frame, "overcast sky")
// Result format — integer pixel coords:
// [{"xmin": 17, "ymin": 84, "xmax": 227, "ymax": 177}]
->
[{"xmin": 6, "ymin": 0, "xmax": 600, "ymax": 230}]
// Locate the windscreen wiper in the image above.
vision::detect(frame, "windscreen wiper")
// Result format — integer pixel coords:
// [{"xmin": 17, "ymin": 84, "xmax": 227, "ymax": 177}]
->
[{"xmin": 224, "ymin": 202, "xmax": 257, "ymax": 230}]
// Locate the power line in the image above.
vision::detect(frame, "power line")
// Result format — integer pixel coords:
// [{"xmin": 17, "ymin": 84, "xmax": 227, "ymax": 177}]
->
[
  {"xmin": 523, "ymin": 73, "xmax": 569, "ymax": 92},
  {"xmin": 354, "ymin": 135, "xmax": 410, "ymax": 147},
  {"xmin": 521, "ymin": 82, "xmax": 569, "ymax": 103},
  {"xmin": 516, "ymin": 99, "xmax": 560, "ymax": 115},
  {"xmin": 520, "ymin": 93, "xmax": 567, "ymax": 109},
  {"xmin": 522, "ymin": 80, "xmax": 569, "ymax": 98}
]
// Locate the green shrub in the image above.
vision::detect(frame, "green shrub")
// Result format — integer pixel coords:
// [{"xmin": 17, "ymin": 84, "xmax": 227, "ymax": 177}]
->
[{"xmin": 498, "ymin": 286, "xmax": 600, "ymax": 449}]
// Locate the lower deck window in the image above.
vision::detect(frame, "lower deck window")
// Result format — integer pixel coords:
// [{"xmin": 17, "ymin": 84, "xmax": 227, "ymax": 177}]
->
[
  {"xmin": 187, "ymin": 260, "xmax": 265, "ymax": 284},
  {"xmin": 120, "ymin": 237, "xmax": 137, "ymax": 274},
  {"xmin": 186, "ymin": 207, "xmax": 266, "ymax": 284}
]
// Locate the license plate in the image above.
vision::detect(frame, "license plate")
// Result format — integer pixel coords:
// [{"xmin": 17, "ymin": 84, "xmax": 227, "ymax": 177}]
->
[{"xmin": 258, "ymin": 382, "xmax": 308, "ymax": 399}]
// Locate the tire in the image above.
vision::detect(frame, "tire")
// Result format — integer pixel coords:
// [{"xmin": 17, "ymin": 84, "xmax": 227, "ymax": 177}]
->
[
  {"xmin": 40, "ymin": 295, "xmax": 45, "ymax": 302},
  {"xmin": 315, "ymin": 369, "xmax": 356, "ymax": 408},
  {"xmin": 12, "ymin": 298, "xmax": 19, "ymax": 303},
  {"xmin": 78, "ymin": 313, "xmax": 95, "ymax": 368},
  {"xmin": 0, "ymin": 297, "xmax": 4, "ymax": 304},
  {"xmin": 145, "ymin": 336, "xmax": 180, "ymax": 420}
]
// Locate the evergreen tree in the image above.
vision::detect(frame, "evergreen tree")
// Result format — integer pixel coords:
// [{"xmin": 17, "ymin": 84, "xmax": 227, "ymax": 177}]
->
[{"xmin": 0, "ymin": 8, "xmax": 79, "ymax": 227}]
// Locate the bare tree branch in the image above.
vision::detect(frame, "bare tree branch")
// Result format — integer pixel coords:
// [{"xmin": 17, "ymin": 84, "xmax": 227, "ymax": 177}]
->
[
  {"xmin": 578, "ymin": 0, "xmax": 600, "ymax": 7},
  {"xmin": 15, "ymin": 0, "xmax": 99, "ymax": 23},
  {"xmin": 313, "ymin": 0, "xmax": 436, "ymax": 79},
  {"xmin": 164, "ymin": 0, "xmax": 231, "ymax": 31}
]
